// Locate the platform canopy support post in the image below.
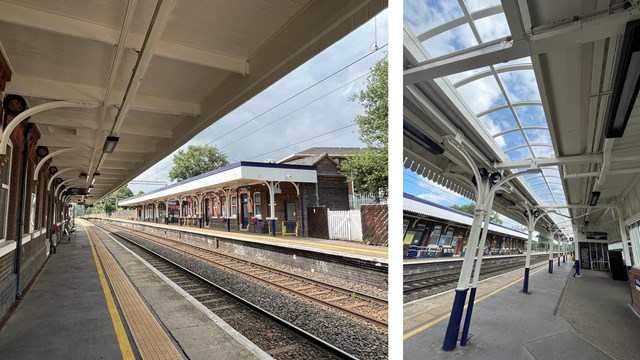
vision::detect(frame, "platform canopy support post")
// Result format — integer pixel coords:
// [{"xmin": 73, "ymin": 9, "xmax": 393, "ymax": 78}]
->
[
  {"xmin": 519, "ymin": 202, "xmax": 545, "ymax": 294},
  {"xmin": 264, "ymin": 181, "xmax": 278, "ymax": 237},
  {"xmin": 440, "ymin": 134, "xmax": 488, "ymax": 351},
  {"xmin": 460, "ymin": 170, "xmax": 537, "ymax": 346},
  {"xmin": 617, "ymin": 205, "xmax": 632, "ymax": 271}
]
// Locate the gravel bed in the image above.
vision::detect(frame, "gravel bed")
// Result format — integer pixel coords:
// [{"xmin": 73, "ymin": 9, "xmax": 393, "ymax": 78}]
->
[
  {"xmin": 115, "ymin": 230, "xmax": 388, "ymax": 360},
  {"xmin": 403, "ymin": 264, "xmax": 541, "ymax": 303}
]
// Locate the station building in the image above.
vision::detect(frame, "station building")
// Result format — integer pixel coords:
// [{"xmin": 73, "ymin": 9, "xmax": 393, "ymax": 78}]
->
[
  {"xmin": 120, "ymin": 147, "xmax": 361, "ymax": 236},
  {"xmin": 403, "ymin": 193, "xmax": 527, "ymax": 258}
]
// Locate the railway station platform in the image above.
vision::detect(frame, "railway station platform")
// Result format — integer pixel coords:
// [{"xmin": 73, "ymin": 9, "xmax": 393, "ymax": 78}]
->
[
  {"xmin": 404, "ymin": 259, "xmax": 640, "ymax": 360},
  {"xmin": 0, "ymin": 221, "xmax": 270, "ymax": 360},
  {"xmin": 89, "ymin": 217, "xmax": 389, "ymax": 291},
  {"xmin": 97, "ymin": 217, "xmax": 387, "ymax": 261}
]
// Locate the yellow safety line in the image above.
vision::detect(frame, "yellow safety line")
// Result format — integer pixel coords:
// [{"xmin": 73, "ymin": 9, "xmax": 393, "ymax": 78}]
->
[
  {"xmin": 403, "ymin": 265, "xmax": 548, "ymax": 340},
  {"xmin": 88, "ymin": 233, "xmax": 135, "ymax": 360}
]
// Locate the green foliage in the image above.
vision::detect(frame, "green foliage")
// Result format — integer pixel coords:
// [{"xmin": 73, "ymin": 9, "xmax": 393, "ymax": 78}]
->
[
  {"xmin": 537, "ymin": 234, "xmax": 549, "ymax": 250},
  {"xmin": 340, "ymin": 56, "xmax": 388, "ymax": 201},
  {"xmin": 95, "ymin": 186, "xmax": 134, "ymax": 215},
  {"xmin": 169, "ymin": 145, "xmax": 229, "ymax": 182},
  {"xmin": 450, "ymin": 203, "xmax": 504, "ymax": 225}
]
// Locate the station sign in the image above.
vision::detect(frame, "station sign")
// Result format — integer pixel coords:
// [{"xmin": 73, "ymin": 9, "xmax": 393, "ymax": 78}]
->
[
  {"xmin": 63, "ymin": 187, "xmax": 87, "ymax": 196},
  {"xmin": 586, "ymin": 231, "xmax": 608, "ymax": 240}
]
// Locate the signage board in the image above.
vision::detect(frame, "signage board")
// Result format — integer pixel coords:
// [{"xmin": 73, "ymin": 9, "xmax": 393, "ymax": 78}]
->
[
  {"xmin": 63, "ymin": 187, "xmax": 87, "ymax": 196},
  {"xmin": 586, "ymin": 232, "xmax": 608, "ymax": 240}
]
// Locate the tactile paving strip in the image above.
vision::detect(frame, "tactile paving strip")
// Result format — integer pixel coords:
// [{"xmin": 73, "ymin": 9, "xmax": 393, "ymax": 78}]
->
[{"xmin": 85, "ymin": 222, "xmax": 183, "ymax": 360}]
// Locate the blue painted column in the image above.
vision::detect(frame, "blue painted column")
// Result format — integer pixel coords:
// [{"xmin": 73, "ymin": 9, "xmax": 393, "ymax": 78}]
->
[
  {"xmin": 442, "ymin": 205, "xmax": 485, "ymax": 351},
  {"xmin": 270, "ymin": 219, "xmax": 276, "ymax": 236}
]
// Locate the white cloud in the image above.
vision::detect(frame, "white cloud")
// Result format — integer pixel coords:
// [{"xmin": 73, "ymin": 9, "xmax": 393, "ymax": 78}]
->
[{"xmin": 130, "ymin": 10, "xmax": 388, "ymax": 194}]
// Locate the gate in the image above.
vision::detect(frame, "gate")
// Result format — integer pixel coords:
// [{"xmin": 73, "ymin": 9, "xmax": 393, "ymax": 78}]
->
[
  {"xmin": 328, "ymin": 210, "xmax": 362, "ymax": 242},
  {"xmin": 307, "ymin": 207, "xmax": 329, "ymax": 239}
]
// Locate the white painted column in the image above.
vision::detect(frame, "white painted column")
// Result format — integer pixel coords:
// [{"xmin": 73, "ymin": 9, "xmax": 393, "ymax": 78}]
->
[
  {"xmin": 617, "ymin": 207, "xmax": 632, "ymax": 268},
  {"xmin": 630, "ymin": 223, "xmax": 640, "ymax": 266}
]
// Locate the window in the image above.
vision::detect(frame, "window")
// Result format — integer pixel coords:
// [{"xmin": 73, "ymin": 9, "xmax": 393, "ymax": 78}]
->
[
  {"xmin": 253, "ymin": 192, "xmax": 261, "ymax": 217},
  {"xmin": 29, "ymin": 193, "xmax": 36, "ymax": 234},
  {"xmin": 213, "ymin": 198, "xmax": 218, "ymax": 216},
  {"xmin": 440, "ymin": 228, "xmax": 454, "ymax": 246},
  {"xmin": 429, "ymin": 225, "xmax": 442, "ymax": 245},
  {"xmin": 221, "ymin": 197, "xmax": 227, "ymax": 217},
  {"xmin": 403, "ymin": 219, "xmax": 410, "ymax": 237},
  {"xmin": 0, "ymin": 143, "xmax": 11, "ymax": 242},
  {"xmin": 231, "ymin": 195, "xmax": 237, "ymax": 217}
]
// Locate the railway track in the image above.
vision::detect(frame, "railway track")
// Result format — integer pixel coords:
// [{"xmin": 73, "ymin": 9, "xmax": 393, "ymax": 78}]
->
[
  {"xmin": 91, "ymin": 223, "xmax": 357, "ymax": 360},
  {"xmin": 403, "ymin": 259, "xmax": 548, "ymax": 295},
  {"xmin": 94, "ymin": 220, "xmax": 388, "ymax": 329}
]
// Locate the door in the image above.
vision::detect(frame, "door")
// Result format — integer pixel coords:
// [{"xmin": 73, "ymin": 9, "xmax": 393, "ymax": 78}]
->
[
  {"xmin": 241, "ymin": 194, "xmax": 249, "ymax": 228},
  {"xmin": 204, "ymin": 198, "xmax": 210, "ymax": 224},
  {"xmin": 285, "ymin": 200, "xmax": 296, "ymax": 221}
]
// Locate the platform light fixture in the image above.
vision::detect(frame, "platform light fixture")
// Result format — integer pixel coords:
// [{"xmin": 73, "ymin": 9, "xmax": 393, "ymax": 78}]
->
[
  {"xmin": 102, "ymin": 136, "xmax": 119, "ymax": 154},
  {"xmin": 606, "ymin": 20, "xmax": 640, "ymax": 138},
  {"xmin": 589, "ymin": 191, "xmax": 601, "ymax": 206}
]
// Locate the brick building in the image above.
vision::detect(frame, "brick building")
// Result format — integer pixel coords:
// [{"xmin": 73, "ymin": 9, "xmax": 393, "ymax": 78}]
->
[{"xmin": 0, "ymin": 56, "xmax": 69, "ymax": 319}]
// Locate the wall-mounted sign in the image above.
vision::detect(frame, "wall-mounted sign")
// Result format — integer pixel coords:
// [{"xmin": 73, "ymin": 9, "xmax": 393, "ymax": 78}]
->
[
  {"xmin": 63, "ymin": 187, "xmax": 87, "ymax": 196},
  {"xmin": 586, "ymin": 232, "xmax": 608, "ymax": 240},
  {"xmin": 636, "ymin": 276, "xmax": 640, "ymax": 291}
]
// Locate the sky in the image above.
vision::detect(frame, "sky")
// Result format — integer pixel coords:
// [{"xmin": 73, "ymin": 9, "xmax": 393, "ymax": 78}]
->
[
  {"xmin": 129, "ymin": 10, "xmax": 388, "ymax": 194},
  {"xmin": 402, "ymin": 0, "xmax": 571, "ymax": 237}
]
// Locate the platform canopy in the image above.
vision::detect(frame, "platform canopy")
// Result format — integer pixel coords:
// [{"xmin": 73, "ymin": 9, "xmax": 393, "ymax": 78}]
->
[
  {"xmin": 404, "ymin": 193, "xmax": 528, "ymax": 240},
  {"xmin": 0, "ymin": 0, "xmax": 386, "ymax": 204},
  {"xmin": 404, "ymin": 0, "xmax": 640, "ymax": 239},
  {"xmin": 118, "ymin": 161, "xmax": 317, "ymax": 206}
]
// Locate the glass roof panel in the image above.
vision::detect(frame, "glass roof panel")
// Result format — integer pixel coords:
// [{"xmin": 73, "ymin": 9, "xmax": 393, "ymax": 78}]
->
[
  {"xmin": 494, "ymin": 57, "xmax": 532, "ymax": 69},
  {"xmin": 498, "ymin": 70, "xmax": 541, "ymax": 102},
  {"xmin": 474, "ymin": 13, "xmax": 510, "ymax": 43},
  {"xmin": 505, "ymin": 147, "xmax": 532, "ymax": 161},
  {"xmin": 463, "ymin": 0, "xmax": 501, "ymax": 13},
  {"xmin": 479, "ymin": 109, "xmax": 518, "ymax": 135},
  {"xmin": 403, "ymin": 0, "xmax": 464, "ymax": 36},
  {"xmin": 457, "ymin": 76, "xmax": 507, "ymax": 114},
  {"xmin": 524, "ymin": 129, "xmax": 552, "ymax": 144},
  {"xmin": 447, "ymin": 66, "xmax": 491, "ymax": 84},
  {"xmin": 514, "ymin": 106, "xmax": 547, "ymax": 127},
  {"xmin": 496, "ymin": 131, "xmax": 527, "ymax": 151},
  {"xmin": 531, "ymin": 146, "xmax": 554, "ymax": 158},
  {"xmin": 423, "ymin": 23, "xmax": 478, "ymax": 58}
]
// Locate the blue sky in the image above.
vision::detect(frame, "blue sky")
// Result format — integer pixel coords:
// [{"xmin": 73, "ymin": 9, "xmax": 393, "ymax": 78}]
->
[{"xmin": 129, "ymin": 10, "xmax": 388, "ymax": 194}]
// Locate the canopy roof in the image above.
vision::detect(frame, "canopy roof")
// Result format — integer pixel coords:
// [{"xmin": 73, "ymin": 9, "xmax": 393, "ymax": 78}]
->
[
  {"xmin": 0, "ymin": 0, "xmax": 385, "ymax": 203},
  {"xmin": 404, "ymin": 0, "xmax": 640, "ymax": 239},
  {"xmin": 119, "ymin": 161, "xmax": 317, "ymax": 206},
  {"xmin": 404, "ymin": 193, "xmax": 528, "ymax": 240}
]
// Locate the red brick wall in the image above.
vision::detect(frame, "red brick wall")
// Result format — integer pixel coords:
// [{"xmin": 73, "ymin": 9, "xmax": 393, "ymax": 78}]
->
[
  {"xmin": 361, "ymin": 204, "xmax": 388, "ymax": 246},
  {"xmin": 630, "ymin": 267, "xmax": 640, "ymax": 311}
]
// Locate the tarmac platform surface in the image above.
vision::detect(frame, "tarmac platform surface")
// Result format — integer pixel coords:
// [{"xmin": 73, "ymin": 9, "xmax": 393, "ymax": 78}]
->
[
  {"xmin": 0, "ymin": 221, "xmax": 270, "ymax": 360},
  {"xmin": 404, "ymin": 258, "xmax": 640, "ymax": 360}
]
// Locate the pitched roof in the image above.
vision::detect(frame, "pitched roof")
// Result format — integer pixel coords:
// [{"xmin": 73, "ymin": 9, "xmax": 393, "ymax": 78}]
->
[{"xmin": 277, "ymin": 146, "xmax": 363, "ymax": 164}]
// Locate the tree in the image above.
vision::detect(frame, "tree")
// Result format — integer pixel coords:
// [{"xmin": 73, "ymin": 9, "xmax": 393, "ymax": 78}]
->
[
  {"xmin": 95, "ymin": 186, "xmax": 134, "ymax": 215},
  {"xmin": 450, "ymin": 203, "xmax": 504, "ymax": 225},
  {"xmin": 169, "ymin": 145, "xmax": 229, "ymax": 182},
  {"xmin": 537, "ymin": 234, "xmax": 549, "ymax": 251},
  {"xmin": 340, "ymin": 56, "xmax": 388, "ymax": 201}
]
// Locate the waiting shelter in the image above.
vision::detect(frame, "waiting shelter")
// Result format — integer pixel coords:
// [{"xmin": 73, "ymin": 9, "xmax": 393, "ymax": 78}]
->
[{"xmin": 119, "ymin": 161, "xmax": 317, "ymax": 236}]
